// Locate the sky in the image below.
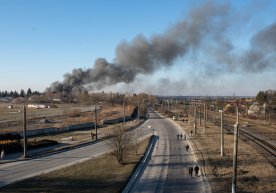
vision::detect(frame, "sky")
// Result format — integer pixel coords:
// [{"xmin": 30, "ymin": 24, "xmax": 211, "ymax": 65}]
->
[{"xmin": 0, "ymin": 0, "xmax": 275, "ymax": 96}]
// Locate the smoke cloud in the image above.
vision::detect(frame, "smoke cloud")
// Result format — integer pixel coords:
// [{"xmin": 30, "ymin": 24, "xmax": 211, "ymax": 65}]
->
[{"xmin": 47, "ymin": 1, "xmax": 276, "ymax": 94}]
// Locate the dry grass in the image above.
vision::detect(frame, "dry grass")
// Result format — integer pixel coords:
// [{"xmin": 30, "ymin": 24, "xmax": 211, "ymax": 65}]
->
[
  {"xmin": 175, "ymin": 117, "xmax": 276, "ymax": 193},
  {"xmin": 0, "ymin": 103, "xmax": 136, "ymax": 134},
  {"xmin": 31, "ymin": 119, "xmax": 141, "ymax": 145},
  {"xmin": 0, "ymin": 137, "xmax": 151, "ymax": 193}
]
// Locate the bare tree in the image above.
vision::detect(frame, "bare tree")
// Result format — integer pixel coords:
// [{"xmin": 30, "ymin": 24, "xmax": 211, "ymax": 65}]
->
[{"xmin": 109, "ymin": 125, "xmax": 133, "ymax": 164}]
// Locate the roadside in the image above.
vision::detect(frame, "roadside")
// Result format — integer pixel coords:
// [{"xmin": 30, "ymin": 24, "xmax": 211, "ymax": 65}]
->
[
  {"xmin": 0, "ymin": 137, "xmax": 151, "ymax": 193},
  {"xmin": 173, "ymin": 116, "xmax": 275, "ymax": 193},
  {"xmin": 0, "ymin": 119, "xmax": 144, "ymax": 164}
]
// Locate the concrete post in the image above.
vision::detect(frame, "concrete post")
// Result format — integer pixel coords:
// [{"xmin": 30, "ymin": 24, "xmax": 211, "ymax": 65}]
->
[
  {"xmin": 232, "ymin": 124, "xmax": 239, "ymax": 193},
  {"xmin": 219, "ymin": 110, "xmax": 224, "ymax": 156},
  {"xmin": 204, "ymin": 103, "xmax": 206, "ymax": 134},
  {"xmin": 199, "ymin": 104, "xmax": 202, "ymax": 126},
  {"xmin": 94, "ymin": 106, "xmax": 98, "ymax": 140},
  {"xmin": 23, "ymin": 106, "xmax": 27, "ymax": 158},
  {"xmin": 194, "ymin": 105, "xmax": 197, "ymax": 135}
]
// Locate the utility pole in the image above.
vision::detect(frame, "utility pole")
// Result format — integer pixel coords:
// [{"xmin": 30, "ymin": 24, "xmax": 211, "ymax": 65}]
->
[
  {"xmin": 138, "ymin": 102, "xmax": 140, "ymax": 123},
  {"xmin": 213, "ymin": 107, "xmax": 215, "ymax": 125},
  {"xmin": 22, "ymin": 105, "xmax": 27, "ymax": 158},
  {"xmin": 199, "ymin": 104, "xmax": 202, "ymax": 126},
  {"xmin": 204, "ymin": 103, "xmax": 206, "ymax": 134},
  {"xmin": 207, "ymin": 102, "xmax": 209, "ymax": 120},
  {"xmin": 94, "ymin": 106, "xmax": 98, "ymax": 140},
  {"xmin": 268, "ymin": 108, "xmax": 271, "ymax": 125},
  {"xmin": 232, "ymin": 107, "xmax": 239, "ymax": 193},
  {"xmin": 123, "ymin": 96, "xmax": 126, "ymax": 125},
  {"xmin": 219, "ymin": 110, "xmax": 224, "ymax": 156},
  {"xmin": 194, "ymin": 105, "xmax": 197, "ymax": 135}
]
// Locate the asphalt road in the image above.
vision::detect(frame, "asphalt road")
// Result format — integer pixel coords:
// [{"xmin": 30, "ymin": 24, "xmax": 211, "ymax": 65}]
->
[
  {"xmin": 0, "ymin": 122, "xmax": 151, "ymax": 188},
  {"xmin": 130, "ymin": 109, "xmax": 206, "ymax": 193}
]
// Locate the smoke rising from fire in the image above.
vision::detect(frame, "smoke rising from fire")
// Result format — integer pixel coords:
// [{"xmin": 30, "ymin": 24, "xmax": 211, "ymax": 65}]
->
[{"xmin": 47, "ymin": 1, "xmax": 276, "ymax": 93}]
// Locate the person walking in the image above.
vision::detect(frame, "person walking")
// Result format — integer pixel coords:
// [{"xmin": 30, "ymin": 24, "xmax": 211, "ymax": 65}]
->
[
  {"xmin": 188, "ymin": 167, "xmax": 193, "ymax": 177},
  {"xmin": 180, "ymin": 134, "xmax": 183, "ymax": 139},
  {"xmin": 194, "ymin": 165, "xmax": 199, "ymax": 177},
  {"xmin": 185, "ymin": 144, "xmax": 189, "ymax": 153}
]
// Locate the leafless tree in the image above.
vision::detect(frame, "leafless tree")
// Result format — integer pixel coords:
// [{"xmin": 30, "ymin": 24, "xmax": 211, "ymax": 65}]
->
[{"xmin": 109, "ymin": 125, "xmax": 134, "ymax": 164}]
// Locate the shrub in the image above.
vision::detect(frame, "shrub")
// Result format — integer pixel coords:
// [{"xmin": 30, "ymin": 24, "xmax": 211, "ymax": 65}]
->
[
  {"xmin": 0, "ymin": 139, "xmax": 59, "ymax": 154},
  {"xmin": 0, "ymin": 133, "xmax": 21, "ymax": 142},
  {"xmin": 0, "ymin": 140, "xmax": 22, "ymax": 154},
  {"xmin": 27, "ymin": 139, "xmax": 59, "ymax": 150},
  {"xmin": 64, "ymin": 108, "xmax": 81, "ymax": 117}
]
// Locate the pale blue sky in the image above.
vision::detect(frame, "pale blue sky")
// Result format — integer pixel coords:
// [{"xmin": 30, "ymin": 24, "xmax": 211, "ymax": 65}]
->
[{"xmin": 0, "ymin": 0, "xmax": 275, "ymax": 96}]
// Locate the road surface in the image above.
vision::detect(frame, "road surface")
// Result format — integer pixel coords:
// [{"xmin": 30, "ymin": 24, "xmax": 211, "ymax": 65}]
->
[
  {"xmin": 0, "ymin": 123, "xmax": 151, "ymax": 188},
  {"xmin": 130, "ymin": 109, "xmax": 206, "ymax": 193}
]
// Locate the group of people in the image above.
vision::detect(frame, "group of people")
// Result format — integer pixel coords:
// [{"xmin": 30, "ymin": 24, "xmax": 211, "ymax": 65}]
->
[
  {"xmin": 176, "ymin": 134, "xmax": 186, "ymax": 140},
  {"xmin": 188, "ymin": 165, "xmax": 200, "ymax": 177}
]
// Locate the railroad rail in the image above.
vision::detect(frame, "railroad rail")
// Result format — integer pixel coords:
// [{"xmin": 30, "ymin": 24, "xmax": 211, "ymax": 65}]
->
[{"xmin": 220, "ymin": 119, "xmax": 276, "ymax": 167}]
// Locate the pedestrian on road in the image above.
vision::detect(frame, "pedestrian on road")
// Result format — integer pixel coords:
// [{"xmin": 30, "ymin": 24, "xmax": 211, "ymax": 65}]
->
[
  {"xmin": 177, "ymin": 134, "xmax": 179, "ymax": 140},
  {"xmin": 180, "ymin": 134, "xmax": 183, "ymax": 139},
  {"xmin": 185, "ymin": 144, "xmax": 189, "ymax": 153},
  {"xmin": 184, "ymin": 134, "xmax": 186, "ymax": 140},
  {"xmin": 194, "ymin": 165, "xmax": 199, "ymax": 176},
  {"xmin": 188, "ymin": 167, "xmax": 193, "ymax": 177},
  {"xmin": 1, "ymin": 149, "xmax": 5, "ymax": 160}
]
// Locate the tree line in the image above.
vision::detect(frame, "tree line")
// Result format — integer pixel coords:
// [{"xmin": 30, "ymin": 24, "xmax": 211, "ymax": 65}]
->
[
  {"xmin": 256, "ymin": 90, "xmax": 276, "ymax": 105},
  {"xmin": 0, "ymin": 88, "xmax": 40, "ymax": 98}
]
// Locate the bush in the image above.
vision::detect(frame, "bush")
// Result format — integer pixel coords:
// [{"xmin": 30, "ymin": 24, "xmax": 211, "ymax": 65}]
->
[
  {"xmin": 0, "ymin": 133, "xmax": 21, "ymax": 142},
  {"xmin": 0, "ymin": 140, "xmax": 22, "ymax": 154},
  {"xmin": 27, "ymin": 139, "xmax": 59, "ymax": 150},
  {"xmin": 64, "ymin": 108, "xmax": 81, "ymax": 117},
  {"xmin": 0, "ymin": 139, "xmax": 59, "ymax": 154}
]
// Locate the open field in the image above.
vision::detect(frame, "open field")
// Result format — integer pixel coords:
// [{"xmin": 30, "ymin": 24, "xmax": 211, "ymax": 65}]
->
[
  {"xmin": 0, "ymin": 137, "xmax": 151, "ymax": 193},
  {"xmin": 0, "ymin": 102, "xmax": 135, "ymax": 134}
]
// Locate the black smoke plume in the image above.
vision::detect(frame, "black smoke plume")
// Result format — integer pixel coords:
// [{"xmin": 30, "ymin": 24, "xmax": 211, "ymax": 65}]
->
[{"xmin": 47, "ymin": 1, "xmax": 276, "ymax": 94}]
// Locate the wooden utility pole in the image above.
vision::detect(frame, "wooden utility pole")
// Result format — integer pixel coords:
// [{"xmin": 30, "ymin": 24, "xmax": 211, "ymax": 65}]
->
[
  {"xmin": 22, "ymin": 106, "xmax": 27, "ymax": 158},
  {"xmin": 94, "ymin": 106, "xmax": 98, "ymax": 140}
]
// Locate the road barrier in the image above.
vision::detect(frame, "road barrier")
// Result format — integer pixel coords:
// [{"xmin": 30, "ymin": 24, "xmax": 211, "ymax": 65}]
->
[{"xmin": 122, "ymin": 135, "xmax": 158, "ymax": 193}]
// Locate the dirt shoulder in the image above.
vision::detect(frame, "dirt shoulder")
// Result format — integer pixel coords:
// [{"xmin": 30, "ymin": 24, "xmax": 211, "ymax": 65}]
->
[{"xmin": 174, "ymin": 118, "xmax": 275, "ymax": 193}]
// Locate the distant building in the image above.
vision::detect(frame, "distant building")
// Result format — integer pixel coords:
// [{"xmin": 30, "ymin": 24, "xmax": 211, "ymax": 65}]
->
[
  {"xmin": 27, "ymin": 104, "xmax": 50, "ymax": 109},
  {"xmin": 248, "ymin": 102, "xmax": 265, "ymax": 115},
  {"xmin": 52, "ymin": 98, "xmax": 61, "ymax": 103}
]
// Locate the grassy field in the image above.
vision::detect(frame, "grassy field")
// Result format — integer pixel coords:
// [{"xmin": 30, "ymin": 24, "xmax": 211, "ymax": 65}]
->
[{"xmin": 0, "ymin": 137, "xmax": 151, "ymax": 193}]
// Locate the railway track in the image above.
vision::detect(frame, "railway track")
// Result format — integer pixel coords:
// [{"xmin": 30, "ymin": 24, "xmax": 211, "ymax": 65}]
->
[{"xmin": 217, "ymin": 119, "xmax": 276, "ymax": 167}]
